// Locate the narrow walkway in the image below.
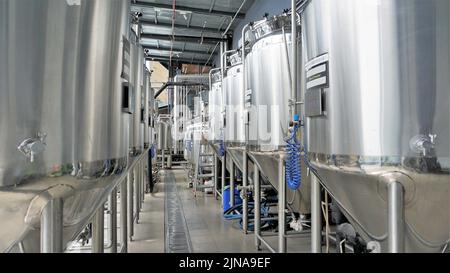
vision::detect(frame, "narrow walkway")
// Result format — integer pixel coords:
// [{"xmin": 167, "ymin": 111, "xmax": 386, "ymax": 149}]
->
[{"xmin": 129, "ymin": 167, "xmax": 311, "ymax": 253}]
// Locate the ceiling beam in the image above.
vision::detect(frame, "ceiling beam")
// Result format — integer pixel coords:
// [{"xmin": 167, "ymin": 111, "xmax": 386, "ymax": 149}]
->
[
  {"xmin": 144, "ymin": 49, "xmax": 211, "ymax": 60},
  {"xmin": 140, "ymin": 19, "xmax": 226, "ymax": 34},
  {"xmin": 142, "ymin": 45, "xmax": 218, "ymax": 56},
  {"xmin": 146, "ymin": 56, "xmax": 212, "ymax": 66},
  {"xmin": 140, "ymin": 33, "xmax": 225, "ymax": 45},
  {"xmin": 132, "ymin": 1, "xmax": 246, "ymax": 18}
]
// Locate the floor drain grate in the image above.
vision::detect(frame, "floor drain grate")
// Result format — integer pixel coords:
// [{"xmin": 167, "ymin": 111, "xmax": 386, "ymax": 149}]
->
[{"xmin": 164, "ymin": 172, "xmax": 193, "ymax": 253}]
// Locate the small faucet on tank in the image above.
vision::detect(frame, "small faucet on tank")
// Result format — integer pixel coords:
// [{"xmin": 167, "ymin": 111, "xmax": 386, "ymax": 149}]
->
[{"xmin": 18, "ymin": 132, "xmax": 47, "ymax": 163}]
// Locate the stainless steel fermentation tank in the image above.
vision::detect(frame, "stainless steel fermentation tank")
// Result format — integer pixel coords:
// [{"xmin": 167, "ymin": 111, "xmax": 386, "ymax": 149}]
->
[
  {"xmin": 302, "ymin": 0, "xmax": 450, "ymax": 252},
  {"xmin": 130, "ymin": 39, "xmax": 145, "ymax": 154},
  {"xmin": 208, "ymin": 70, "xmax": 224, "ymax": 157},
  {"xmin": 245, "ymin": 14, "xmax": 310, "ymax": 214},
  {"xmin": 223, "ymin": 53, "xmax": 254, "ymax": 174},
  {"xmin": 0, "ymin": 0, "xmax": 131, "ymax": 252},
  {"xmin": 172, "ymin": 74, "xmax": 209, "ymax": 154}
]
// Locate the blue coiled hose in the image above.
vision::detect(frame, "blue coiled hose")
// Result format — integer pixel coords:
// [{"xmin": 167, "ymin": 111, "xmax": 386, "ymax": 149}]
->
[{"xmin": 285, "ymin": 124, "xmax": 302, "ymax": 190}]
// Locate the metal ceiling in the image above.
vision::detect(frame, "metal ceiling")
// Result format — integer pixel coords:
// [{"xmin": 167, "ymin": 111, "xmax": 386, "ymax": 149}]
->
[{"xmin": 131, "ymin": 0, "xmax": 254, "ymax": 66}]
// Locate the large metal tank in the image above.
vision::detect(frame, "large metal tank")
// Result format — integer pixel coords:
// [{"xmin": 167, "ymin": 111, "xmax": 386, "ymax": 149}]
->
[
  {"xmin": 302, "ymin": 0, "xmax": 450, "ymax": 252},
  {"xmin": 172, "ymin": 75, "xmax": 209, "ymax": 154},
  {"xmin": 130, "ymin": 41, "xmax": 145, "ymax": 154},
  {"xmin": 0, "ymin": 0, "xmax": 130, "ymax": 252},
  {"xmin": 223, "ymin": 53, "xmax": 248, "ymax": 172},
  {"xmin": 208, "ymin": 70, "xmax": 223, "ymax": 156},
  {"xmin": 245, "ymin": 13, "xmax": 310, "ymax": 214}
]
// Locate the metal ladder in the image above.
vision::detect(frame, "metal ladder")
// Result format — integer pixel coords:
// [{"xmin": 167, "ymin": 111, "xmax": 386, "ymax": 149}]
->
[{"xmin": 193, "ymin": 140, "xmax": 215, "ymax": 197}]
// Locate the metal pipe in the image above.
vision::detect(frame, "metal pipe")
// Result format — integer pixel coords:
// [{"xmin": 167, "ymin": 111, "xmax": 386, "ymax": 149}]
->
[
  {"xmin": 135, "ymin": 167, "xmax": 140, "ymax": 223},
  {"xmin": 254, "ymin": 163, "xmax": 261, "ymax": 250},
  {"xmin": 291, "ymin": 0, "xmax": 298, "ymax": 120},
  {"xmin": 92, "ymin": 204, "xmax": 105, "ymax": 253},
  {"xmin": 230, "ymin": 162, "xmax": 235, "ymax": 207},
  {"xmin": 214, "ymin": 155, "xmax": 218, "ymax": 200},
  {"xmin": 120, "ymin": 177, "xmax": 128, "ymax": 252},
  {"xmin": 40, "ymin": 198, "xmax": 63, "ymax": 253},
  {"xmin": 127, "ymin": 171, "xmax": 134, "ymax": 240},
  {"xmin": 278, "ymin": 155, "xmax": 287, "ymax": 253},
  {"xmin": 242, "ymin": 150, "xmax": 248, "ymax": 234},
  {"xmin": 221, "ymin": 0, "xmax": 248, "ymax": 36},
  {"xmin": 221, "ymin": 154, "xmax": 226, "ymax": 203},
  {"xmin": 311, "ymin": 173, "xmax": 322, "ymax": 253},
  {"xmin": 110, "ymin": 188, "xmax": 118, "ymax": 253},
  {"xmin": 241, "ymin": 22, "xmax": 251, "ymax": 235},
  {"xmin": 388, "ymin": 182, "xmax": 405, "ymax": 253},
  {"xmin": 161, "ymin": 150, "xmax": 165, "ymax": 169},
  {"xmin": 256, "ymin": 234, "xmax": 276, "ymax": 253}
]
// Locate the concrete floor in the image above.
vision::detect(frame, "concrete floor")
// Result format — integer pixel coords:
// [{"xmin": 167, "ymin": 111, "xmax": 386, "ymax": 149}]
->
[{"xmin": 128, "ymin": 166, "xmax": 312, "ymax": 253}]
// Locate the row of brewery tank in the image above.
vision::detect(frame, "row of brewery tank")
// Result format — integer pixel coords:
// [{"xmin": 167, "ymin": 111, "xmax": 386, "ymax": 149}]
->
[
  {"xmin": 0, "ymin": 0, "xmax": 156, "ymax": 252},
  {"xmin": 207, "ymin": 0, "xmax": 450, "ymax": 253}
]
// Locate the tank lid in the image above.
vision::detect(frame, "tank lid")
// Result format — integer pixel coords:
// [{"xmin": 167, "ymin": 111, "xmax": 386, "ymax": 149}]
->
[
  {"xmin": 249, "ymin": 12, "xmax": 298, "ymax": 42},
  {"xmin": 228, "ymin": 51, "xmax": 242, "ymax": 67}
]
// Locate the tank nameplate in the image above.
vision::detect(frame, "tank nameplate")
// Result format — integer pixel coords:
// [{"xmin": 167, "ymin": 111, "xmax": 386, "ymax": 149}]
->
[{"xmin": 305, "ymin": 53, "xmax": 329, "ymax": 90}]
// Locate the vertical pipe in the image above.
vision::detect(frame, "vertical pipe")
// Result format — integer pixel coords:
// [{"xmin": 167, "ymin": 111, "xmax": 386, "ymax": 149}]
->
[
  {"xmin": 120, "ymin": 178, "xmax": 128, "ymax": 252},
  {"xmin": 135, "ymin": 167, "xmax": 140, "ymax": 223},
  {"xmin": 162, "ymin": 150, "xmax": 165, "ymax": 169},
  {"xmin": 241, "ymin": 23, "xmax": 251, "ymax": 235},
  {"xmin": 110, "ymin": 188, "xmax": 118, "ymax": 253},
  {"xmin": 230, "ymin": 162, "xmax": 235, "ymax": 207},
  {"xmin": 221, "ymin": 154, "xmax": 226, "ymax": 203},
  {"xmin": 214, "ymin": 155, "xmax": 218, "ymax": 199},
  {"xmin": 278, "ymin": 156, "xmax": 287, "ymax": 253},
  {"xmin": 40, "ymin": 198, "xmax": 63, "ymax": 253},
  {"xmin": 242, "ymin": 151, "xmax": 248, "ymax": 234},
  {"xmin": 254, "ymin": 163, "xmax": 261, "ymax": 250},
  {"xmin": 127, "ymin": 171, "xmax": 134, "ymax": 240},
  {"xmin": 168, "ymin": 148, "xmax": 172, "ymax": 168},
  {"xmin": 388, "ymin": 182, "xmax": 405, "ymax": 253},
  {"xmin": 92, "ymin": 204, "xmax": 105, "ymax": 253},
  {"xmin": 291, "ymin": 0, "xmax": 298, "ymax": 120},
  {"xmin": 311, "ymin": 173, "xmax": 322, "ymax": 253}
]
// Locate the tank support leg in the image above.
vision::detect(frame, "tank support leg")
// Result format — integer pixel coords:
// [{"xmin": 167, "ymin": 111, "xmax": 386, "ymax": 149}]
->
[
  {"xmin": 221, "ymin": 154, "xmax": 226, "ymax": 204},
  {"xmin": 388, "ymin": 182, "xmax": 405, "ymax": 253},
  {"xmin": 128, "ymin": 172, "xmax": 134, "ymax": 241},
  {"xmin": 311, "ymin": 173, "xmax": 322, "ymax": 253},
  {"xmin": 135, "ymin": 167, "xmax": 140, "ymax": 223},
  {"xmin": 254, "ymin": 163, "xmax": 261, "ymax": 250},
  {"xmin": 278, "ymin": 156, "xmax": 287, "ymax": 253},
  {"xmin": 230, "ymin": 162, "xmax": 235, "ymax": 208},
  {"xmin": 242, "ymin": 151, "xmax": 248, "ymax": 234},
  {"xmin": 110, "ymin": 188, "xmax": 117, "ymax": 253},
  {"xmin": 120, "ymin": 178, "xmax": 128, "ymax": 252},
  {"xmin": 40, "ymin": 198, "xmax": 63, "ymax": 253},
  {"xmin": 92, "ymin": 204, "xmax": 105, "ymax": 253},
  {"xmin": 214, "ymin": 155, "xmax": 218, "ymax": 200}
]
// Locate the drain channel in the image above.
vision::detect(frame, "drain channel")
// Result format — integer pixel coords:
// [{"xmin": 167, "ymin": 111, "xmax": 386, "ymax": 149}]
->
[{"xmin": 164, "ymin": 171, "xmax": 193, "ymax": 253}]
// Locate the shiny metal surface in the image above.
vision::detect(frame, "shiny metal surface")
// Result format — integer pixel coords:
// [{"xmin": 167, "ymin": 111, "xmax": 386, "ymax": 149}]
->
[
  {"xmin": 224, "ymin": 63, "xmax": 245, "ymax": 146},
  {"xmin": 208, "ymin": 70, "xmax": 223, "ymax": 145},
  {"xmin": 303, "ymin": 0, "xmax": 450, "ymax": 252},
  {"xmin": 172, "ymin": 74, "xmax": 209, "ymax": 153},
  {"xmin": 246, "ymin": 14, "xmax": 302, "ymax": 150},
  {"xmin": 0, "ymin": 0, "xmax": 130, "ymax": 252},
  {"xmin": 131, "ymin": 42, "xmax": 145, "ymax": 154}
]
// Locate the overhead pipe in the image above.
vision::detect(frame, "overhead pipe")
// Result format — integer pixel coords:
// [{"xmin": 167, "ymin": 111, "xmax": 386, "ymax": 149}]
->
[{"xmin": 154, "ymin": 82, "xmax": 208, "ymax": 99}]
